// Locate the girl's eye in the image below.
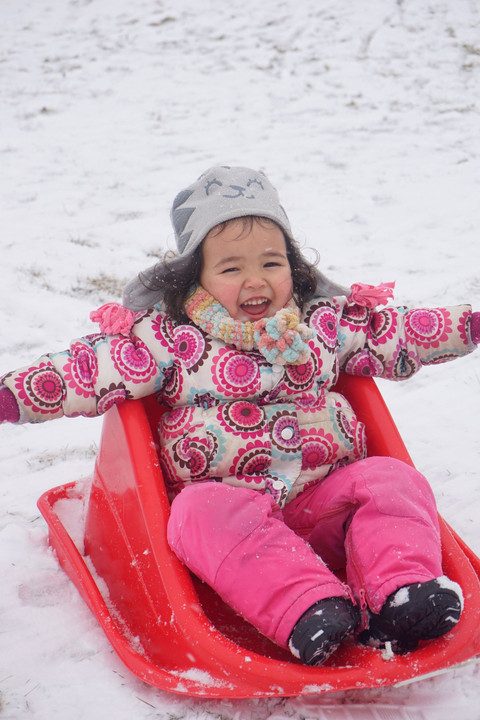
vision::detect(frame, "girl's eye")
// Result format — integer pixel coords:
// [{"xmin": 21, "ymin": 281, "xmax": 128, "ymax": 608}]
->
[{"xmin": 221, "ymin": 266, "xmax": 238, "ymax": 274}]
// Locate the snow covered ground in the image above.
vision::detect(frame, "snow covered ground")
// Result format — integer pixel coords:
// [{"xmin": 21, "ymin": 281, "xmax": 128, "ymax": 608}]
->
[{"xmin": 1, "ymin": 0, "xmax": 480, "ymax": 717}]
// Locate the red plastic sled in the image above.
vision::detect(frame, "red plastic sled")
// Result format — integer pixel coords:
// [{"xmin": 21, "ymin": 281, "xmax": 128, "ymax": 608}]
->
[{"xmin": 37, "ymin": 374, "xmax": 480, "ymax": 698}]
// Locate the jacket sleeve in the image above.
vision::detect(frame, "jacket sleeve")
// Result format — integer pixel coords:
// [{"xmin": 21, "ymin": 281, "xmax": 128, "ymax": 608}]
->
[
  {"xmin": 336, "ymin": 301, "xmax": 476, "ymax": 380},
  {"xmin": 1, "ymin": 308, "xmax": 175, "ymax": 422}
]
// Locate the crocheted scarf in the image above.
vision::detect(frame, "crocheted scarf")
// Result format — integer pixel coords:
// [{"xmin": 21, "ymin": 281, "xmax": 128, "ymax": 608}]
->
[{"xmin": 184, "ymin": 286, "xmax": 313, "ymax": 366}]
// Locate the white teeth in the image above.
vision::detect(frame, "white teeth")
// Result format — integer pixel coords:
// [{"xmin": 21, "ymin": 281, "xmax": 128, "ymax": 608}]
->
[{"xmin": 243, "ymin": 299, "xmax": 268, "ymax": 306}]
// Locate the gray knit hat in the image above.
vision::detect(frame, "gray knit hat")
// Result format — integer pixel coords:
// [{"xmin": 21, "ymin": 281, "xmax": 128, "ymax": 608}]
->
[
  {"xmin": 171, "ymin": 165, "xmax": 294, "ymax": 256},
  {"xmin": 123, "ymin": 165, "xmax": 295, "ymax": 311}
]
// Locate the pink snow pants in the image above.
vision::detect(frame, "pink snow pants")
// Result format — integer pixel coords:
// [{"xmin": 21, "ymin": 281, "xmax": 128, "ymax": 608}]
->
[{"xmin": 167, "ymin": 456, "xmax": 443, "ymax": 649}]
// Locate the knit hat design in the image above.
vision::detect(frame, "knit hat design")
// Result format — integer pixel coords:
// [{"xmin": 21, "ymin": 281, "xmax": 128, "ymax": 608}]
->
[{"xmin": 170, "ymin": 165, "xmax": 294, "ymax": 259}]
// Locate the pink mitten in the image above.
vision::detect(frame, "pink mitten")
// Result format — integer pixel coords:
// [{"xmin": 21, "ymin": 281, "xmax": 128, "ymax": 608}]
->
[
  {"xmin": 471, "ymin": 312, "xmax": 480, "ymax": 345},
  {"xmin": 0, "ymin": 385, "xmax": 20, "ymax": 423},
  {"xmin": 348, "ymin": 282, "xmax": 395, "ymax": 308},
  {"xmin": 90, "ymin": 303, "xmax": 138, "ymax": 336}
]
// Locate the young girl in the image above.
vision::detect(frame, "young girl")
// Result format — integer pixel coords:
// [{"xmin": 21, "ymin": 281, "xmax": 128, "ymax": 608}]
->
[{"xmin": 1, "ymin": 165, "xmax": 479, "ymax": 666}]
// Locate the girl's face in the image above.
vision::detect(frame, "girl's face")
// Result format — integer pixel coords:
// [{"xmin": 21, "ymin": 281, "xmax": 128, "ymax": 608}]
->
[{"xmin": 200, "ymin": 218, "xmax": 294, "ymax": 322}]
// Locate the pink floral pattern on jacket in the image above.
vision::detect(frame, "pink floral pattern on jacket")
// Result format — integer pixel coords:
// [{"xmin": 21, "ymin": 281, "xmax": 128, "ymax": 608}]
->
[{"xmin": 2, "ymin": 295, "xmax": 475, "ymax": 507}]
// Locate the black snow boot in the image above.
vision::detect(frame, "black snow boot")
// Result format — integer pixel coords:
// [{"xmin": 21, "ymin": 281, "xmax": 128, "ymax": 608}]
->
[
  {"xmin": 358, "ymin": 577, "xmax": 463, "ymax": 654},
  {"xmin": 288, "ymin": 597, "xmax": 360, "ymax": 666}
]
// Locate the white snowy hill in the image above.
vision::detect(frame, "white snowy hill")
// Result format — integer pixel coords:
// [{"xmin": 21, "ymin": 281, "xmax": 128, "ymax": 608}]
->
[{"xmin": 1, "ymin": 1, "xmax": 479, "ymax": 718}]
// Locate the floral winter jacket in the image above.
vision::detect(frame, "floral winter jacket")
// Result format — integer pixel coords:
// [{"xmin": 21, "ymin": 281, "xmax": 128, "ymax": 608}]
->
[{"xmin": 2, "ymin": 295, "xmax": 475, "ymax": 507}]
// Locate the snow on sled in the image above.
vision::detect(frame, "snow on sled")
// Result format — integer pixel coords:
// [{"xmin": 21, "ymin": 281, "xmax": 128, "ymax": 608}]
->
[{"xmin": 37, "ymin": 373, "xmax": 480, "ymax": 698}]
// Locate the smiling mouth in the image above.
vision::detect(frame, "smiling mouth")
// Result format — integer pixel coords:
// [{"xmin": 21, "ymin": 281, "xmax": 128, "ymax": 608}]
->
[{"xmin": 240, "ymin": 298, "xmax": 271, "ymax": 318}]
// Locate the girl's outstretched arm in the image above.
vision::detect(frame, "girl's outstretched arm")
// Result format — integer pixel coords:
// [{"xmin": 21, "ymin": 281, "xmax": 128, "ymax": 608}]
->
[
  {"xmin": 337, "ymin": 300, "xmax": 479, "ymax": 381},
  {"xmin": 0, "ymin": 305, "xmax": 175, "ymax": 424}
]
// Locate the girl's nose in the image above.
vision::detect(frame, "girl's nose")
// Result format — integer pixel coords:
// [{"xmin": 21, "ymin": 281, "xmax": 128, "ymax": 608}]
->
[{"xmin": 244, "ymin": 273, "xmax": 267, "ymax": 289}]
